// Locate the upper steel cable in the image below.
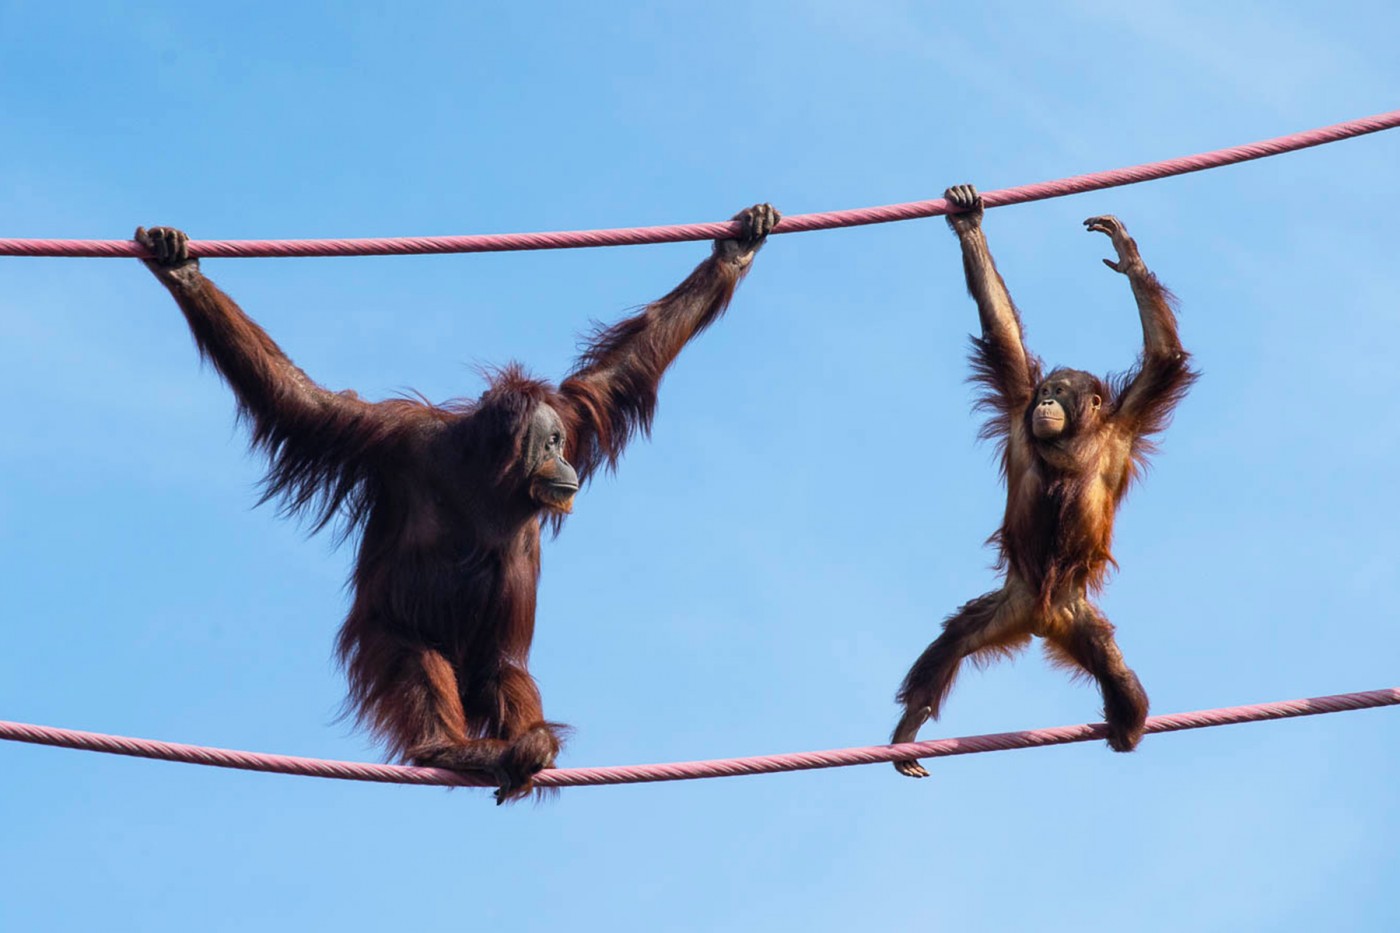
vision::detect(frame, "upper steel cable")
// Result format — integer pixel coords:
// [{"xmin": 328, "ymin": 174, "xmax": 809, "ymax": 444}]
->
[{"xmin": 0, "ymin": 109, "xmax": 1397, "ymax": 259}]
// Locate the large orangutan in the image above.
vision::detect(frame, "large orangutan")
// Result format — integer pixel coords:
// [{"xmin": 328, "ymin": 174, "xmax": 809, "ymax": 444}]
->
[
  {"xmin": 137, "ymin": 204, "xmax": 779, "ymax": 801},
  {"xmin": 891, "ymin": 185, "xmax": 1196, "ymax": 777}
]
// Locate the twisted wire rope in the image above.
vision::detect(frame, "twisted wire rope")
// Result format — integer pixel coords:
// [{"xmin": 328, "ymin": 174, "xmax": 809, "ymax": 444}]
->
[
  {"xmin": 2, "ymin": 688, "xmax": 1394, "ymax": 789},
  {"xmin": 1, "ymin": 109, "xmax": 1397, "ymax": 259}
]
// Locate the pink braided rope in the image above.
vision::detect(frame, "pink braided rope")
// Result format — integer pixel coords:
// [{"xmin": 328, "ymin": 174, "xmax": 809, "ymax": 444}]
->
[
  {"xmin": 2, "ymin": 109, "xmax": 1398, "ymax": 259},
  {"xmin": 2, "ymin": 687, "xmax": 1394, "ymax": 789}
]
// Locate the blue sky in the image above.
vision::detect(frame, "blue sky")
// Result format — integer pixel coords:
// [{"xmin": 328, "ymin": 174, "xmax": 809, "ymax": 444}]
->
[{"xmin": 2, "ymin": 3, "xmax": 1397, "ymax": 930}]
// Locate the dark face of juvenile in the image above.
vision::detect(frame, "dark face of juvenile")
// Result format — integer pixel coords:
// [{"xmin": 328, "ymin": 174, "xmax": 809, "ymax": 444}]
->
[
  {"xmin": 1029, "ymin": 370, "xmax": 1103, "ymax": 441},
  {"xmin": 523, "ymin": 404, "xmax": 578, "ymax": 514}
]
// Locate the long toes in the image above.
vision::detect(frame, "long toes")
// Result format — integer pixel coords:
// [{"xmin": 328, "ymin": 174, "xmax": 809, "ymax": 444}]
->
[
  {"xmin": 893, "ymin": 760, "xmax": 929, "ymax": 779},
  {"xmin": 494, "ymin": 777, "xmax": 529, "ymax": 804},
  {"xmin": 1106, "ymin": 728, "xmax": 1141, "ymax": 752}
]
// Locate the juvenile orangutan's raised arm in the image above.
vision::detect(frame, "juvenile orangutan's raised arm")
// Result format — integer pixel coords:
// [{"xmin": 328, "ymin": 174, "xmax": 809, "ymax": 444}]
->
[
  {"xmin": 1084, "ymin": 216, "xmax": 1197, "ymax": 439},
  {"xmin": 945, "ymin": 186, "xmax": 1038, "ymax": 419},
  {"xmin": 558, "ymin": 203, "xmax": 778, "ymax": 481},
  {"xmin": 137, "ymin": 226, "xmax": 417, "ymax": 530}
]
